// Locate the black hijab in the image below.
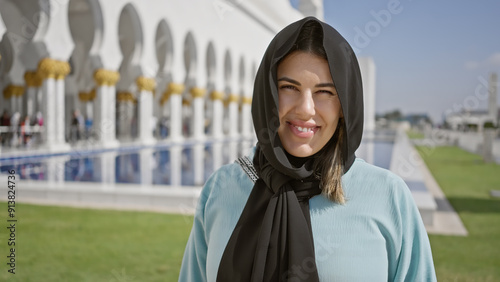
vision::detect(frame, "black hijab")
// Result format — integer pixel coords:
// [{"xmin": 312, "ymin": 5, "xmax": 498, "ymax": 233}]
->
[{"xmin": 217, "ymin": 17, "xmax": 363, "ymax": 281}]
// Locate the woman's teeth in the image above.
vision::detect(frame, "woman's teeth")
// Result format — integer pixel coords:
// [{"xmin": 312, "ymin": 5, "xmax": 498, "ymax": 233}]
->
[{"xmin": 295, "ymin": 126, "xmax": 313, "ymax": 132}]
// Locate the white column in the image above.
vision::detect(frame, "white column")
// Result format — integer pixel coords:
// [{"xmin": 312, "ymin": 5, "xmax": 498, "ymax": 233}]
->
[
  {"xmin": 94, "ymin": 87, "xmax": 106, "ymax": 141},
  {"xmin": 165, "ymin": 83, "xmax": 185, "ymax": 142},
  {"xmin": 191, "ymin": 87, "xmax": 206, "ymax": 139},
  {"xmin": 170, "ymin": 95, "xmax": 182, "ymax": 140},
  {"xmin": 26, "ymin": 87, "xmax": 36, "ymax": 117},
  {"xmin": 107, "ymin": 85, "xmax": 117, "ymax": 143},
  {"xmin": 210, "ymin": 91, "xmax": 225, "ymax": 169},
  {"xmin": 136, "ymin": 76, "xmax": 156, "ymax": 145},
  {"xmin": 41, "ymin": 78, "xmax": 57, "ymax": 146},
  {"xmin": 164, "ymin": 84, "xmax": 185, "ymax": 186},
  {"xmin": 55, "ymin": 78, "xmax": 66, "ymax": 144},
  {"xmin": 37, "ymin": 59, "xmax": 70, "ymax": 151},
  {"xmin": 93, "ymin": 69, "xmax": 120, "ymax": 147},
  {"xmin": 94, "ymin": 85, "xmax": 119, "ymax": 147},
  {"xmin": 213, "ymin": 100, "xmax": 223, "ymax": 137},
  {"xmin": 190, "ymin": 87, "xmax": 207, "ymax": 184},
  {"xmin": 137, "ymin": 89, "xmax": 154, "ymax": 144}
]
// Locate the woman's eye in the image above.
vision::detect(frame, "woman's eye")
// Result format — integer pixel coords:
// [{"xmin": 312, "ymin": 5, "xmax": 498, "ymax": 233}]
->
[
  {"xmin": 317, "ymin": 90, "xmax": 336, "ymax": 96},
  {"xmin": 280, "ymin": 85, "xmax": 297, "ymax": 91}
]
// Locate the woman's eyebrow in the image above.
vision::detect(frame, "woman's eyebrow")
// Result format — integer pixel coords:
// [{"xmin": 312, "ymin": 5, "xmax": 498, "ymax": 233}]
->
[
  {"xmin": 277, "ymin": 77, "xmax": 301, "ymax": 86},
  {"xmin": 278, "ymin": 77, "xmax": 335, "ymax": 89},
  {"xmin": 315, "ymin": 83, "xmax": 336, "ymax": 88}
]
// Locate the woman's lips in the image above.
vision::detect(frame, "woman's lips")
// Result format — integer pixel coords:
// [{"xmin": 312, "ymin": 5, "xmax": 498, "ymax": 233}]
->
[{"xmin": 286, "ymin": 121, "xmax": 319, "ymax": 138}]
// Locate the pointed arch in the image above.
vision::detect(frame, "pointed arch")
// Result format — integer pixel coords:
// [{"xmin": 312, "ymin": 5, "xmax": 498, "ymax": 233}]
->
[
  {"xmin": 183, "ymin": 31, "xmax": 197, "ymax": 83},
  {"xmin": 118, "ymin": 3, "xmax": 143, "ymax": 66},
  {"xmin": 155, "ymin": 19, "xmax": 173, "ymax": 75}
]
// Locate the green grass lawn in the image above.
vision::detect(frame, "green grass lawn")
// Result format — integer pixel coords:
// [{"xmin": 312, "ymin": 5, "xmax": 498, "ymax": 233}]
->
[
  {"xmin": 0, "ymin": 203, "xmax": 193, "ymax": 281},
  {"xmin": 416, "ymin": 146, "xmax": 500, "ymax": 282}
]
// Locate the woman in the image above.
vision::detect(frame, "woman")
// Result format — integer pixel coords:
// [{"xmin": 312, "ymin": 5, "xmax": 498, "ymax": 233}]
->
[{"xmin": 179, "ymin": 17, "xmax": 436, "ymax": 281}]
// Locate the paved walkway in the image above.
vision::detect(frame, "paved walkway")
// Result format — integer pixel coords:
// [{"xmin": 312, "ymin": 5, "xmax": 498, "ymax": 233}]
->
[{"xmin": 390, "ymin": 128, "xmax": 468, "ymax": 236}]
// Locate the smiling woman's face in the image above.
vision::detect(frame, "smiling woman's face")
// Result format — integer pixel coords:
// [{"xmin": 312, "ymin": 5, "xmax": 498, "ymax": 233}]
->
[{"xmin": 277, "ymin": 51, "xmax": 342, "ymax": 158}]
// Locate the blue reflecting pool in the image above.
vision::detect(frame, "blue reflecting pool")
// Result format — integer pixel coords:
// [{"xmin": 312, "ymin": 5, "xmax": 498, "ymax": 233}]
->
[{"xmin": 0, "ymin": 136, "xmax": 394, "ymax": 186}]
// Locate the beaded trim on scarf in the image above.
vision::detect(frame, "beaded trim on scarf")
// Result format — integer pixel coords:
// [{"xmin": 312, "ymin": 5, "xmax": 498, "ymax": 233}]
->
[{"xmin": 235, "ymin": 156, "xmax": 258, "ymax": 183}]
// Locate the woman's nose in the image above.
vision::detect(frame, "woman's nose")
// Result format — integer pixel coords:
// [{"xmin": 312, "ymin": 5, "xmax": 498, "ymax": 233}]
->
[{"xmin": 294, "ymin": 90, "xmax": 315, "ymax": 118}]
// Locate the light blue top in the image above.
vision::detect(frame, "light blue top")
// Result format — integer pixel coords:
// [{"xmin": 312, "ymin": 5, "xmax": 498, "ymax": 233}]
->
[{"xmin": 179, "ymin": 156, "xmax": 437, "ymax": 281}]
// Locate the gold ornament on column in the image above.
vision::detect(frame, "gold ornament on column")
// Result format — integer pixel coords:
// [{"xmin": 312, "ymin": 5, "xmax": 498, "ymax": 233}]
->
[
  {"xmin": 37, "ymin": 58, "xmax": 71, "ymax": 80},
  {"xmin": 136, "ymin": 76, "xmax": 156, "ymax": 92},
  {"xmin": 240, "ymin": 96, "xmax": 252, "ymax": 111},
  {"xmin": 161, "ymin": 82, "xmax": 185, "ymax": 102},
  {"xmin": 56, "ymin": 61, "xmax": 71, "ymax": 80},
  {"xmin": 241, "ymin": 96, "xmax": 252, "ymax": 105},
  {"xmin": 37, "ymin": 58, "xmax": 58, "ymax": 79},
  {"xmin": 94, "ymin": 69, "xmax": 120, "ymax": 86},
  {"xmin": 78, "ymin": 88, "xmax": 97, "ymax": 102},
  {"xmin": 209, "ymin": 90, "xmax": 224, "ymax": 101},
  {"xmin": 2, "ymin": 85, "xmax": 25, "ymax": 99},
  {"xmin": 78, "ymin": 92, "xmax": 89, "ymax": 102},
  {"xmin": 24, "ymin": 71, "xmax": 43, "ymax": 88},
  {"xmin": 224, "ymin": 93, "xmax": 239, "ymax": 107},
  {"xmin": 190, "ymin": 87, "xmax": 206, "ymax": 98}
]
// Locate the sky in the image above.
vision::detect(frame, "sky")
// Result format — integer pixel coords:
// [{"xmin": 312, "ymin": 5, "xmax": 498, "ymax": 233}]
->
[{"xmin": 294, "ymin": 0, "xmax": 500, "ymax": 124}]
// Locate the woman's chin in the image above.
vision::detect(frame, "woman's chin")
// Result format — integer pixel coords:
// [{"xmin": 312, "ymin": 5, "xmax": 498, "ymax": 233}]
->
[{"xmin": 283, "ymin": 144, "xmax": 315, "ymax": 158}]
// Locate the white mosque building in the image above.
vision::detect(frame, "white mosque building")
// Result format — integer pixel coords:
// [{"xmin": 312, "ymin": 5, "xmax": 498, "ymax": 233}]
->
[
  {"xmin": 0, "ymin": 0, "xmax": 376, "ymax": 184},
  {"xmin": 445, "ymin": 73, "xmax": 499, "ymax": 132}
]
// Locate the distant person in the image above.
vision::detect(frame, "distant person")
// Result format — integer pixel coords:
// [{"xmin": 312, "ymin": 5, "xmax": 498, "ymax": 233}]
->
[
  {"xmin": 1, "ymin": 110, "xmax": 11, "ymax": 145},
  {"xmin": 84, "ymin": 116, "xmax": 93, "ymax": 139},
  {"xmin": 1, "ymin": 110, "xmax": 10, "ymax": 126},
  {"xmin": 20, "ymin": 115, "xmax": 32, "ymax": 146},
  {"xmin": 179, "ymin": 17, "xmax": 436, "ymax": 281},
  {"xmin": 151, "ymin": 115, "xmax": 158, "ymax": 137},
  {"xmin": 35, "ymin": 111, "xmax": 43, "ymax": 126},
  {"xmin": 70, "ymin": 109, "xmax": 84, "ymax": 142},
  {"xmin": 159, "ymin": 116, "xmax": 169, "ymax": 138}
]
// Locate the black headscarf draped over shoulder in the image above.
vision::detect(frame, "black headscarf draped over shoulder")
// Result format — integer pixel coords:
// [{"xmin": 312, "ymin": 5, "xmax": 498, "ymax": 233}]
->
[{"xmin": 217, "ymin": 17, "xmax": 364, "ymax": 281}]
